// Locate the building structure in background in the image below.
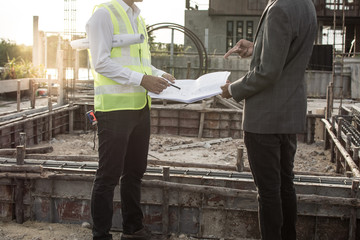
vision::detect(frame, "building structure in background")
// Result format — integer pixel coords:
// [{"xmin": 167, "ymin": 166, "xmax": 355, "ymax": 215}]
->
[
  {"xmin": 185, "ymin": 0, "xmax": 360, "ymax": 56},
  {"xmin": 316, "ymin": 0, "xmax": 360, "ymax": 52},
  {"xmin": 185, "ymin": 0, "xmax": 266, "ymax": 55}
]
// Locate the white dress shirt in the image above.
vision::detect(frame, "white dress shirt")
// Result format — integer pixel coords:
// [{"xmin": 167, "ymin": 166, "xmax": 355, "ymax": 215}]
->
[{"xmin": 85, "ymin": 0, "xmax": 165, "ymax": 86}]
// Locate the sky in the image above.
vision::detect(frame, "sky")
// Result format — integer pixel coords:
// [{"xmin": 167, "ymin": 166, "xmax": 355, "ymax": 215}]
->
[{"xmin": 0, "ymin": 0, "xmax": 209, "ymax": 46}]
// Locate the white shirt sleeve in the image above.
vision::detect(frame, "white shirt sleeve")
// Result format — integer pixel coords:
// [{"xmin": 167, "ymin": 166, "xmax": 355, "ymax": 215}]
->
[
  {"xmin": 228, "ymin": 84, "xmax": 233, "ymax": 96},
  {"xmin": 151, "ymin": 66, "xmax": 166, "ymax": 77},
  {"xmin": 85, "ymin": 8, "xmax": 144, "ymax": 86}
]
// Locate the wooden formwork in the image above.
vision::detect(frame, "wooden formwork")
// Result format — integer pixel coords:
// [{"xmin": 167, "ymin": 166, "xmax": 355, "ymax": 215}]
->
[
  {"xmin": 2, "ymin": 102, "xmax": 358, "ymax": 239},
  {"xmin": 1, "ymin": 102, "xmax": 320, "ymax": 148},
  {"xmin": 74, "ymin": 103, "xmax": 243, "ymax": 139},
  {"xmin": 0, "ymin": 104, "xmax": 79, "ymax": 148},
  {"xmin": 0, "ymin": 162, "xmax": 359, "ymax": 239},
  {"xmin": 150, "ymin": 104, "xmax": 242, "ymax": 139}
]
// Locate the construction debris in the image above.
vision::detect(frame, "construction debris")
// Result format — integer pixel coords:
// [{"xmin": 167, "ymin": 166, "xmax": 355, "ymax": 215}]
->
[{"xmin": 164, "ymin": 137, "xmax": 233, "ymax": 151}]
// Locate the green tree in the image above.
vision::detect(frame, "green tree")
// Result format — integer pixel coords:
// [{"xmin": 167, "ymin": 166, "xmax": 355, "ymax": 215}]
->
[
  {"xmin": 1, "ymin": 56, "xmax": 45, "ymax": 80},
  {"xmin": 0, "ymin": 39, "xmax": 32, "ymax": 67},
  {"xmin": 0, "ymin": 39, "xmax": 19, "ymax": 67}
]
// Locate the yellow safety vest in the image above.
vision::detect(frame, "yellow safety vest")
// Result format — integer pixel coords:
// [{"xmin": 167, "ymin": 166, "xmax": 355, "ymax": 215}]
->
[{"xmin": 91, "ymin": 0, "xmax": 152, "ymax": 112}]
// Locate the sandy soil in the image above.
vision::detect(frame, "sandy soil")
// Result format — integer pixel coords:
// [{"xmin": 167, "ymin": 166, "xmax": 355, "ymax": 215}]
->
[
  {"xmin": 0, "ymin": 220, "xmax": 199, "ymax": 240},
  {"xmin": 0, "ymin": 221, "xmax": 93, "ymax": 240},
  {"xmin": 44, "ymin": 132, "xmax": 336, "ymax": 175}
]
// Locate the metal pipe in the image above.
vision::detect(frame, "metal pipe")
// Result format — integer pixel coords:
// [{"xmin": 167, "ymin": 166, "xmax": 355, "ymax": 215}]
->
[
  {"xmin": 147, "ymin": 22, "xmax": 208, "ymax": 78},
  {"xmin": 0, "ymin": 157, "xmax": 355, "ymax": 186}
]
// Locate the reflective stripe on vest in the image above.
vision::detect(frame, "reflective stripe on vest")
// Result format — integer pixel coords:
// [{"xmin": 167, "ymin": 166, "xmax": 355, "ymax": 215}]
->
[
  {"xmin": 91, "ymin": 0, "xmax": 152, "ymax": 112},
  {"xmin": 95, "ymin": 84, "xmax": 145, "ymax": 95}
]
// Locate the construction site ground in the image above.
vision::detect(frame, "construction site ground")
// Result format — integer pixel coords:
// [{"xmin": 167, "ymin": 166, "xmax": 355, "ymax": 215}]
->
[
  {"xmin": 1, "ymin": 96, "xmax": 359, "ymax": 240},
  {"xmin": 0, "ymin": 133, "xmax": 334, "ymax": 240}
]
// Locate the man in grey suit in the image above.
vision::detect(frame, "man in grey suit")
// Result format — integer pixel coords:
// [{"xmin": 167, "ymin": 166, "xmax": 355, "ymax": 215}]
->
[{"xmin": 221, "ymin": 0, "xmax": 317, "ymax": 239}]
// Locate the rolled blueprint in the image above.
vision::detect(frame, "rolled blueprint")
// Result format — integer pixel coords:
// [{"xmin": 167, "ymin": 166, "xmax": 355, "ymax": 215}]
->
[{"xmin": 70, "ymin": 34, "xmax": 145, "ymax": 50}]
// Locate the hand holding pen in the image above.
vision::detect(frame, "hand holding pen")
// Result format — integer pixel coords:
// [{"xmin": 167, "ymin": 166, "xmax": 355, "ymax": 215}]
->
[
  {"xmin": 140, "ymin": 73, "xmax": 179, "ymax": 95},
  {"xmin": 161, "ymin": 73, "xmax": 181, "ymax": 90}
]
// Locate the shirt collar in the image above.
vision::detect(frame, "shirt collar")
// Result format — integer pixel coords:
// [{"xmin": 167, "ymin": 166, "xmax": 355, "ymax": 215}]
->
[{"xmin": 117, "ymin": 0, "xmax": 141, "ymax": 19}]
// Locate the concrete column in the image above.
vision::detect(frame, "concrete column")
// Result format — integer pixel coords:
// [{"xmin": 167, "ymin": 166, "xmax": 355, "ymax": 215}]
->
[
  {"xmin": 205, "ymin": 28, "xmax": 209, "ymax": 52},
  {"xmin": 316, "ymin": 21, "xmax": 323, "ymax": 45},
  {"xmin": 33, "ymin": 16, "xmax": 39, "ymax": 66},
  {"xmin": 57, "ymin": 50, "xmax": 65, "ymax": 106}
]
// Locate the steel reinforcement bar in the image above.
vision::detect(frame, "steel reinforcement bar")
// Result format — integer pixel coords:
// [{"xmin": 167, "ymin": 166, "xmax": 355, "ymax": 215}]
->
[
  {"xmin": 322, "ymin": 118, "xmax": 360, "ymax": 178},
  {"xmin": 0, "ymin": 158, "xmax": 359, "ymax": 239}
]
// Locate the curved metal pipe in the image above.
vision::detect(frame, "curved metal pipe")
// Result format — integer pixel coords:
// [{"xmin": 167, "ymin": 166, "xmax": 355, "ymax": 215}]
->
[{"xmin": 147, "ymin": 22, "xmax": 208, "ymax": 78}]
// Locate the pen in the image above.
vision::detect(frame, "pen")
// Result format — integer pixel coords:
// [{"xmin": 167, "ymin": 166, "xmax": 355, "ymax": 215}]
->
[
  {"xmin": 169, "ymin": 83, "xmax": 181, "ymax": 90},
  {"xmin": 161, "ymin": 77, "xmax": 181, "ymax": 90}
]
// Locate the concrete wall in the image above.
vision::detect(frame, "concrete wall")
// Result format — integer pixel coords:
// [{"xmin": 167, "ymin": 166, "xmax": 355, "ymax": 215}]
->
[
  {"xmin": 152, "ymin": 55, "xmax": 360, "ymax": 99},
  {"xmin": 184, "ymin": 10, "xmax": 260, "ymax": 54},
  {"xmin": 0, "ymin": 79, "xmax": 30, "ymax": 94},
  {"xmin": 1, "ymin": 168, "xmax": 358, "ymax": 239},
  {"xmin": 347, "ymin": 58, "xmax": 360, "ymax": 99},
  {"xmin": 152, "ymin": 55, "xmax": 250, "ymax": 81},
  {"xmin": 209, "ymin": 0, "xmax": 266, "ymax": 16}
]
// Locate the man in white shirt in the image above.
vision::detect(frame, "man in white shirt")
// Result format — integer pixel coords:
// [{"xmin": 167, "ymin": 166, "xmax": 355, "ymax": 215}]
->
[{"xmin": 86, "ymin": 0, "xmax": 175, "ymax": 239}]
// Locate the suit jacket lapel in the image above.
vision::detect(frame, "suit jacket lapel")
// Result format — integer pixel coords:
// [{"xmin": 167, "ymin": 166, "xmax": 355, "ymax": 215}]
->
[{"xmin": 254, "ymin": 0, "xmax": 277, "ymax": 40}]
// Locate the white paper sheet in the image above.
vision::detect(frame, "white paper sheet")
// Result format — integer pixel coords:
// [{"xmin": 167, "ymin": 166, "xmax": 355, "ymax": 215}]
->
[
  {"xmin": 148, "ymin": 71, "xmax": 231, "ymax": 103},
  {"xmin": 70, "ymin": 34, "xmax": 145, "ymax": 50}
]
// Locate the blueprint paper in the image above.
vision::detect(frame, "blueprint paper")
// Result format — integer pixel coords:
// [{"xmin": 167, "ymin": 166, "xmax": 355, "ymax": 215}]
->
[
  {"xmin": 148, "ymin": 71, "xmax": 231, "ymax": 103},
  {"xmin": 70, "ymin": 34, "xmax": 145, "ymax": 50}
]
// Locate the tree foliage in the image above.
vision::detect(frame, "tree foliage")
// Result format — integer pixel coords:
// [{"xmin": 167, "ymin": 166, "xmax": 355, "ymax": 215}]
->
[
  {"xmin": 0, "ymin": 39, "xmax": 32, "ymax": 67},
  {"xmin": 1, "ymin": 56, "xmax": 45, "ymax": 80},
  {"xmin": 0, "ymin": 39, "xmax": 42, "ymax": 80}
]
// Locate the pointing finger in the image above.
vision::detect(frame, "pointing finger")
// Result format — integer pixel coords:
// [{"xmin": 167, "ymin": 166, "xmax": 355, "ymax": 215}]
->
[{"xmin": 224, "ymin": 46, "xmax": 238, "ymax": 59}]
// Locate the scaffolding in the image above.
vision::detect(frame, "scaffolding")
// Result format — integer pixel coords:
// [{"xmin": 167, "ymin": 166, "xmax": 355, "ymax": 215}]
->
[
  {"xmin": 326, "ymin": 0, "xmax": 347, "ymax": 119},
  {"xmin": 63, "ymin": 0, "xmax": 77, "ymax": 102}
]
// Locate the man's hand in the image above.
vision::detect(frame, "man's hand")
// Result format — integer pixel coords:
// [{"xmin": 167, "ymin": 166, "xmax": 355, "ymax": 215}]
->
[
  {"xmin": 224, "ymin": 39, "xmax": 254, "ymax": 59},
  {"xmin": 161, "ymin": 73, "xmax": 176, "ymax": 83},
  {"xmin": 141, "ymin": 75, "xmax": 170, "ymax": 94},
  {"xmin": 220, "ymin": 81, "xmax": 232, "ymax": 99}
]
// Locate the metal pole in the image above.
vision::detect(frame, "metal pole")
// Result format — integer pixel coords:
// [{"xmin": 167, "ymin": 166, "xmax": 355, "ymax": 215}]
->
[
  {"xmin": 330, "ymin": 0, "xmax": 337, "ymax": 115},
  {"xmin": 45, "ymin": 34, "xmax": 48, "ymax": 69},
  {"xmin": 349, "ymin": 180, "xmax": 359, "ymax": 240},
  {"xmin": 170, "ymin": 28, "xmax": 175, "ymax": 76},
  {"xmin": 17, "ymin": 80, "xmax": 21, "ymax": 112},
  {"xmin": 162, "ymin": 167, "xmax": 170, "ymax": 235},
  {"xmin": 19, "ymin": 133, "xmax": 26, "ymax": 148},
  {"xmin": 236, "ymin": 146, "xmax": 244, "ymax": 172},
  {"xmin": 338, "ymin": 0, "xmax": 346, "ymax": 114},
  {"xmin": 57, "ymin": 50, "xmax": 64, "ymax": 106}
]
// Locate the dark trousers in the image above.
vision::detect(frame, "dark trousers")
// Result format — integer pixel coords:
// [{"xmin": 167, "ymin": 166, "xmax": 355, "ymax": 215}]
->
[
  {"xmin": 244, "ymin": 132, "xmax": 297, "ymax": 240},
  {"xmin": 91, "ymin": 106, "xmax": 150, "ymax": 240}
]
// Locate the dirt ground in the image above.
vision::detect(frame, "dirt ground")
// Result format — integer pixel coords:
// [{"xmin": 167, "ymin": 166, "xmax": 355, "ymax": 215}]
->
[
  {"xmin": 0, "ymin": 133, "xmax": 336, "ymax": 240},
  {"xmin": 43, "ymin": 132, "xmax": 335, "ymax": 175},
  {"xmin": 1, "ymin": 97, "xmax": 350, "ymax": 240},
  {"xmin": 0, "ymin": 132, "xmax": 337, "ymax": 240},
  {"xmin": 0, "ymin": 220, "xmax": 205, "ymax": 240}
]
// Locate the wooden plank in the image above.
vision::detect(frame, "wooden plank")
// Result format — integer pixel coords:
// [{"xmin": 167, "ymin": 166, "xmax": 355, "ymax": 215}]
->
[
  {"xmin": 0, "ymin": 146, "xmax": 53, "ymax": 155},
  {"xmin": 164, "ymin": 137, "xmax": 232, "ymax": 151}
]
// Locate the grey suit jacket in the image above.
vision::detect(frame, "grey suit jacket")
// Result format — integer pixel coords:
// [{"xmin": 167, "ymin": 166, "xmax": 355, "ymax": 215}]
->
[{"xmin": 231, "ymin": 0, "xmax": 317, "ymax": 134}]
